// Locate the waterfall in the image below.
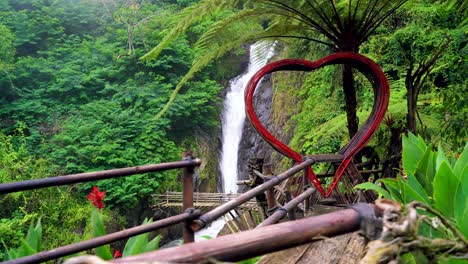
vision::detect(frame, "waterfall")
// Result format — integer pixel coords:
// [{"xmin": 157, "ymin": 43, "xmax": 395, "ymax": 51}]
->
[
  {"xmin": 195, "ymin": 41, "xmax": 275, "ymax": 241},
  {"xmin": 220, "ymin": 41, "xmax": 276, "ymax": 194}
]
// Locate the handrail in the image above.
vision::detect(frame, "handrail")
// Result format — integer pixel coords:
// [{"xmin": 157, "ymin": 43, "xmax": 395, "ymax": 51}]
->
[
  {"xmin": 3, "ymin": 210, "xmax": 201, "ymax": 264},
  {"xmin": 190, "ymin": 158, "xmax": 314, "ymax": 231},
  {"xmin": 0, "ymin": 159, "xmax": 201, "ymax": 194},
  {"xmin": 1, "ymin": 155, "xmax": 316, "ymax": 263},
  {"xmin": 113, "ymin": 206, "xmax": 373, "ymax": 263},
  {"xmin": 257, "ymin": 187, "xmax": 317, "ymax": 227},
  {"xmin": 0, "ymin": 156, "xmax": 201, "ymax": 263}
]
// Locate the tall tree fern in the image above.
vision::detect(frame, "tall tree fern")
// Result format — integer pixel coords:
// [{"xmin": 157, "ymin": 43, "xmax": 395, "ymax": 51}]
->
[{"xmin": 144, "ymin": 0, "xmax": 407, "ymax": 137}]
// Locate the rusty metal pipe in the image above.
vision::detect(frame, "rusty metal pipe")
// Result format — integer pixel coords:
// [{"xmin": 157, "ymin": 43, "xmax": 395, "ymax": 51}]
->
[
  {"xmin": 257, "ymin": 187, "xmax": 317, "ymax": 227},
  {"xmin": 113, "ymin": 207, "xmax": 363, "ymax": 263},
  {"xmin": 0, "ymin": 159, "xmax": 202, "ymax": 194},
  {"xmin": 182, "ymin": 156, "xmax": 195, "ymax": 243},
  {"xmin": 190, "ymin": 159, "xmax": 314, "ymax": 231},
  {"xmin": 4, "ymin": 210, "xmax": 201, "ymax": 264}
]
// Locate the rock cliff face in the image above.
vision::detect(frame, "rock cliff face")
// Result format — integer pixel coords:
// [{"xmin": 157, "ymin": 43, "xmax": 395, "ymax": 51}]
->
[
  {"xmin": 237, "ymin": 70, "xmax": 306, "ymax": 190},
  {"xmin": 237, "ymin": 76, "xmax": 276, "ymax": 190}
]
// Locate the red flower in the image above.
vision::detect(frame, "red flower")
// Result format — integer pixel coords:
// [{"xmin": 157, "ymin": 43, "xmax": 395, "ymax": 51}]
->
[
  {"xmin": 113, "ymin": 250, "xmax": 122, "ymax": 259},
  {"xmin": 87, "ymin": 186, "xmax": 105, "ymax": 209}
]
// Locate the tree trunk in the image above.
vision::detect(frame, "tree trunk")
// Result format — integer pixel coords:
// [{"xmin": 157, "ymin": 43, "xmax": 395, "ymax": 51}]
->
[
  {"xmin": 406, "ymin": 76, "xmax": 417, "ymax": 134},
  {"xmin": 342, "ymin": 65, "xmax": 359, "ymax": 138}
]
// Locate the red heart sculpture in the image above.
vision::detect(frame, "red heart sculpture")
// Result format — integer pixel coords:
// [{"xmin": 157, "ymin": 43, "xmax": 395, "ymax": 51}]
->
[{"xmin": 245, "ymin": 52, "xmax": 389, "ymax": 197}]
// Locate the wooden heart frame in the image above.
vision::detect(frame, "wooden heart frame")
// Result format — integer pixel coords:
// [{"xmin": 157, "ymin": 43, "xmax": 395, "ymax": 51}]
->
[{"xmin": 244, "ymin": 52, "xmax": 389, "ymax": 197}]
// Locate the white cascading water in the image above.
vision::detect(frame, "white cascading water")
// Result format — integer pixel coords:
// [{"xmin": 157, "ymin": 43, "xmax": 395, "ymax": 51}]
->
[
  {"xmin": 195, "ymin": 41, "xmax": 275, "ymax": 241},
  {"xmin": 220, "ymin": 41, "xmax": 276, "ymax": 194}
]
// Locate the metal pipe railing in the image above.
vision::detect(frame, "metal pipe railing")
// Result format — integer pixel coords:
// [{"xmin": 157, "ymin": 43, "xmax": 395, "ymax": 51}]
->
[
  {"xmin": 257, "ymin": 187, "xmax": 317, "ymax": 227},
  {"xmin": 0, "ymin": 159, "xmax": 202, "ymax": 194},
  {"xmin": 3, "ymin": 210, "xmax": 201, "ymax": 264},
  {"xmin": 113, "ymin": 206, "xmax": 367, "ymax": 263},
  {"xmin": 190, "ymin": 158, "xmax": 314, "ymax": 231}
]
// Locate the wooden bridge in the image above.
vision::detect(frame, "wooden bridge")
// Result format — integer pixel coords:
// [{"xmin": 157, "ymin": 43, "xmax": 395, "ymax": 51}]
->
[{"xmin": 153, "ymin": 191, "xmax": 260, "ymax": 211}]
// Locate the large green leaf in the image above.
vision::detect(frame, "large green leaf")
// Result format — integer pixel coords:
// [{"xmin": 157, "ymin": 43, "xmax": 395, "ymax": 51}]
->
[
  {"xmin": 145, "ymin": 235, "xmax": 161, "ymax": 252},
  {"xmin": 16, "ymin": 239, "xmax": 36, "ymax": 258},
  {"xmin": 433, "ymin": 161, "xmax": 459, "ymax": 218},
  {"xmin": 379, "ymin": 178, "xmax": 403, "ymax": 202},
  {"xmin": 454, "ymin": 196, "xmax": 468, "ymax": 238},
  {"xmin": 406, "ymin": 171, "xmax": 431, "ymax": 205},
  {"xmin": 90, "ymin": 209, "xmax": 112, "ymax": 260},
  {"xmin": 453, "ymin": 143, "xmax": 467, "ymax": 177},
  {"xmin": 414, "ymin": 147, "xmax": 435, "ymax": 195},
  {"xmin": 25, "ymin": 219, "xmax": 42, "ymax": 252},
  {"xmin": 2, "ymin": 240, "xmax": 14, "ymax": 260},
  {"xmin": 435, "ymin": 145, "xmax": 449, "ymax": 172},
  {"xmin": 453, "ymin": 165, "xmax": 468, "ymax": 238},
  {"xmin": 402, "ymin": 134, "xmax": 427, "ymax": 175},
  {"xmin": 123, "ymin": 218, "xmax": 151, "ymax": 257},
  {"xmin": 354, "ymin": 182, "xmax": 391, "ymax": 198},
  {"xmin": 398, "ymin": 178, "xmax": 430, "ymax": 204}
]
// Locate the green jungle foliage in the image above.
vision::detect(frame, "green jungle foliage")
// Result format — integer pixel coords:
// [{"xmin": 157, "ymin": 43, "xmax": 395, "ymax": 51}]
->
[
  {"xmin": 0, "ymin": 132, "xmax": 96, "ymax": 260},
  {"xmin": 285, "ymin": 0, "xmax": 466, "ymax": 159},
  {"xmin": 0, "ymin": 0, "xmax": 234, "ymax": 260},
  {"xmin": 0, "ymin": 0, "xmax": 466, "ymax": 262}
]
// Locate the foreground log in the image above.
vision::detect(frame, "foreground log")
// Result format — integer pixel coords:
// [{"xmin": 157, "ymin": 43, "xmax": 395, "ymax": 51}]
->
[{"xmin": 112, "ymin": 207, "xmax": 366, "ymax": 263}]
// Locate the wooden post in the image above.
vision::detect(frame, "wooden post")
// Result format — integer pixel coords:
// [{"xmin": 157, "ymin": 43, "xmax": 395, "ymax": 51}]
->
[
  {"xmin": 302, "ymin": 167, "xmax": 310, "ymax": 214},
  {"xmin": 263, "ymin": 164, "xmax": 278, "ymax": 215},
  {"xmin": 182, "ymin": 151, "xmax": 195, "ymax": 243},
  {"xmin": 284, "ymin": 190, "xmax": 295, "ymax": 220}
]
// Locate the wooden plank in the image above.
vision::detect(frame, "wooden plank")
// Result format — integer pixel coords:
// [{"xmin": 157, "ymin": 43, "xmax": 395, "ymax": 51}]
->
[{"xmin": 338, "ymin": 233, "xmax": 367, "ymax": 264}]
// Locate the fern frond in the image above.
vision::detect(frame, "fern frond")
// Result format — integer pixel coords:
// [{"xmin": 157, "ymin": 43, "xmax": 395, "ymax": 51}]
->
[
  {"xmin": 194, "ymin": 7, "xmax": 273, "ymax": 51},
  {"xmin": 140, "ymin": 0, "xmax": 240, "ymax": 61}
]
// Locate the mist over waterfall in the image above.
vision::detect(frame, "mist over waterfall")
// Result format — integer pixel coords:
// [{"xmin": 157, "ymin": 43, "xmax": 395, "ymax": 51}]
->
[
  {"xmin": 194, "ymin": 41, "xmax": 275, "ymax": 241},
  {"xmin": 220, "ymin": 41, "xmax": 276, "ymax": 194}
]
